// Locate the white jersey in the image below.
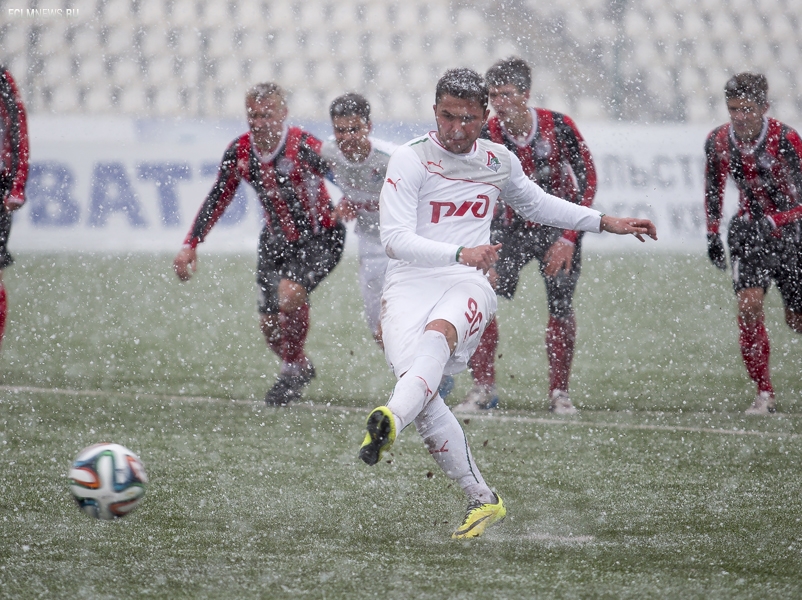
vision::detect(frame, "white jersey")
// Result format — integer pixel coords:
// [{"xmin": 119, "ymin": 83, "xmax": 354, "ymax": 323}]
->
[
  {"xmin": 380, "ymin": 131, "xmax": 602, "ymax": 276},
  {"xmin": 321, "ymin": 137, "xmax": 396, "ymax": 247}
]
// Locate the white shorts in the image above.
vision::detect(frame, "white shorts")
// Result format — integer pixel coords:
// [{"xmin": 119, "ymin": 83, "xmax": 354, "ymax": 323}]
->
[
  {"xmin": 380, "ymin": 265, "xmax": 497, "ymax": 378},
  {"xmin": 357, "ymin": 239, "xmax": 389, "ymax": 337}
]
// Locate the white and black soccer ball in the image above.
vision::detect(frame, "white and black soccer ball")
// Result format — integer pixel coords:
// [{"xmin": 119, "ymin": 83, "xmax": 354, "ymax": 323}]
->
[{"xmin": 68, "ymin": 443, "xmax": 148, "ymax": 520}]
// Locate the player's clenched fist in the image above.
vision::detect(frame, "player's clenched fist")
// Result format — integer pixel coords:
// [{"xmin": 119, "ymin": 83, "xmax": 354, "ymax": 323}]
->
[
  {"xmin": 173, "ymin": 246, "xmax": 197, "ymax": 281},
  {"xmin": 457, "ymin": 243, "xmax": 503, "ymax": 274}
]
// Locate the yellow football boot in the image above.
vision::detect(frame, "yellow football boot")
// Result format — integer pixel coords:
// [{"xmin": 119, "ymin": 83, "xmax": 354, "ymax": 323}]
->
[
  {"xmin": 358, "ymin": 406, "xmax": 396, "ymax": 466},
  {"xmin": 452, "ymin": 493, "xmax": 506, "ymax": 539}
]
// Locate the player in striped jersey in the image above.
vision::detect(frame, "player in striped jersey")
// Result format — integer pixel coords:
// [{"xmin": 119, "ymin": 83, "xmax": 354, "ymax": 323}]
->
[
  {"xmin": 174, "ymin": 83, "xmax": 345, "ymax": 405},
  {"xmin": 705, "ymin": 73, "xmax": 802, "ymax": 414},
  {"xmin": 455, "ymin": 57, "xmax": 597, "ymax": 414},
  {"xmin": 0, "ymin": 67, "xmax": 29, "ymax": 351},
  {"xmin": 357, "ymin": 68, "xmax": 656, "ymax": 538}
]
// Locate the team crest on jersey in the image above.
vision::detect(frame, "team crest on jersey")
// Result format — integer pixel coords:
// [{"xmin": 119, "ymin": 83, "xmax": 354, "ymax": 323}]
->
[{"xmin": 485, "ymin": 151, "xmax": 501, "ymax": 173}]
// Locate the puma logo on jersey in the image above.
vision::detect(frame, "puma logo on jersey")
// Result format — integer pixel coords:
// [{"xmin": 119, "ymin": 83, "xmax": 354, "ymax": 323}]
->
[
  {"xmin": 430, "ymin": 194, "xmax": 490, "ymax": 223},
  {"xmin": 426, "ymin": 160, "xmax": 443, "ymax": 170},
  {"xmin": 386, "ymin": 177, "xmax": 401, "ymax": 191},
  {"xmin": 486, "ymin": 150, "xmax": 501, "ymax": 173}
]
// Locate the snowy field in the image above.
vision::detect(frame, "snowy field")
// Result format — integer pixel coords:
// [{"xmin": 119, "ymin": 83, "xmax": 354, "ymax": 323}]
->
[{"xmin": 2, "ymin": 252, "xmax": 802, "ymax": 597}]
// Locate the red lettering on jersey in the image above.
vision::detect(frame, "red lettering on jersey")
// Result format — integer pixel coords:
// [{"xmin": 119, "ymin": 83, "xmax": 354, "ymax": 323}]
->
[
  {"xmin": 472, "ymin": 194, "xmax": 490, "ymax": 218},
  {"xmin": 430, "ymin": 195, "xmax": 492, "ymax": 223},
  {"xmin": 430, "ymin": 201, "xmax": 457, "ymax": 223},
  {"xmin": 386, "ymin": 177, "xmax": 401, "ymax": 191},
  {"xmin": 464, "ymin": 297, "xmax": 483, "ymax": 338}
]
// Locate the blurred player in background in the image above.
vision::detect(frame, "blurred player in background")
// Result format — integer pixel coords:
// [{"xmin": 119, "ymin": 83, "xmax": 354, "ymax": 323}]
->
[
  {"xmin": 321, "ymin": 93, "xmax": 395, "ymax": 345},
  {"xmin": 704, "ymin": 72, "xmax": 802, "ymax": 415},
  {"xmin": 0, "ymin": 66, "xmax": 29, "ymax": 351},
  {"xmin": 357, "ymin": 68, "xmax": 656, "ymax": 538},
  {"xmin": 454, "ymin": 57, "xmax": 597, "ymax": 414},
  {"xmin": 174, "ymin": 83, "xmax": 344, "ymax": 405}
]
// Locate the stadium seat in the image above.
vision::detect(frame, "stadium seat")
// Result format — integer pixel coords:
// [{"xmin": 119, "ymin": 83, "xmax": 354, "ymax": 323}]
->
[
  {"xmin": 50, "ymin": 83, "xmax": 81, "ymax": 113},
  {"xmin": 102, "ymin": 0, "xmax": 133, "ymax": 26},
  {"xmin": 152, "ymin": 85, "xmax": 182, "ymax": 116},
  {"xmin": 139, "ymin": 26, "xmax": 170, "ymax": 59},
  {"xmin": 138, "ymin": 0, "xmax": 166, "ymax": 26},
  {"xmin": 248, "ymin": 58, "xmax": 278, "ymax": 83},
  {"xmin": 200, "ymin": 1, "xmax": 233, "ymax": 28},
  {"xmin": 169, "ymin": 0, "xmax": 199, "ymax": 28},
  {"xmin": 120, "ymin": 85, "xmax": 148, "ymax": 114},
  {"xmin": 112, "ymin": 57, "xmax": 144, "ymax": 87},
  {"xmin": 146, "ymin": 55, "xmax": 175, "ymax": 86},
  {"xmin": 75, "ymin": 54, "xmax": 106, "ymax": 87},
  {"xmin": 84, "ymin": 85, "xmax": 113, "ymax": 113},
  {"xmin": 204, "ymin": 28, "xmax": 233, "ymax": 59},
  {"xmin": 104, "ymin": 25, "xmax": 135, "ymax": 57},
  {"xmin": 238, "ymin": 0, "xmax": 269, "ymax": 21},
  {"xmin": 175, "ymin": 27, "xmax": 201, "ymax": 57},
  {"xmin": 1, "ymin": 25, "xmax": 30, "ymax": 55},
  {"xmin": 40, "ymin": 54, "xmax": 74, "ymax": 87}
]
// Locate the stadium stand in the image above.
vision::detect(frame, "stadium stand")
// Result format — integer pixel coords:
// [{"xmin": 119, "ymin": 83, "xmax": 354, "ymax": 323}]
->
[{"xmin": 0, "ymin": 0, "xmax": 800, "ymax": 124}]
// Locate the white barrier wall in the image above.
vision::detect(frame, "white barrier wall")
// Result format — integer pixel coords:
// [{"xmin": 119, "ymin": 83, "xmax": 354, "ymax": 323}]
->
[{"xmin": 10, "ymin": 117, "xmax": 735, "ymax": 254}]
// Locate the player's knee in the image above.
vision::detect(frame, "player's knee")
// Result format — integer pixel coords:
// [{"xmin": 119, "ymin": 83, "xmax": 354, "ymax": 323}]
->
[
  {"xmin": 278, "ymin": 280, "xmax": 307, "ymax": 312},
  {"xmin": 786, "ymin": 309, "xmax": 802, "ymax": 333}
]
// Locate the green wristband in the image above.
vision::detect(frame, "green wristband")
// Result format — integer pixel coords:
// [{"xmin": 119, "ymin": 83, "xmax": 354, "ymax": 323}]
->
[{"xmin": 456, "ymin": 246, "xmax": 464, "ymax": 263}]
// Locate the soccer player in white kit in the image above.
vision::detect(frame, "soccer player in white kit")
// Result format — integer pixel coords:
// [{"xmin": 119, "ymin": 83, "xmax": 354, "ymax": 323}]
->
[
  {"xmin": 321, "ymin": 94, "xmax": 396, "ymax": 344},
  {"xmin": 358, "ymin": 69, "xmax": 657, "ymax": 539}
]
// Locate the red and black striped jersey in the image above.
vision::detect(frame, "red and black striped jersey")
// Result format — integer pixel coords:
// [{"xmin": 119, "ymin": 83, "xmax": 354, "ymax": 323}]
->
[
  {"xmin": 705, "ymin": 117, "xmax": 802, "ymax": 234},
  {"xmin": 482, "ymin": 109, "xmax": 597, "ymax": 243},
  {"xmin": 184, "ymin": 127, "xmax": 337, "ymax": 247},
  {"xmin": 0, "ymin": 67, "xmax": 29, "ymax": 206}
]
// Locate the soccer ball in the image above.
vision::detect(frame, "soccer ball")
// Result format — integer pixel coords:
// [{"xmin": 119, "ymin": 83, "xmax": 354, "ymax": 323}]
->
[{"xmin": 68, "ymin": 443, "xmax": 148, "ymax": 520}]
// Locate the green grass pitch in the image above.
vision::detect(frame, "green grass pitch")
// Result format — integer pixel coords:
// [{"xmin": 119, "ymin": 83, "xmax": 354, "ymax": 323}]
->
[{"xmin": 2, "ymin": 252, "xmax": 802, "ymax": 598}]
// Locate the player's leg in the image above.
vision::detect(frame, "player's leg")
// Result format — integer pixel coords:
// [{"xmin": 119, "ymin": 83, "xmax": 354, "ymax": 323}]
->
[
  {"xmin": 361, "ymin": 276, "xmax": 495, "ymax": 463},
  {"xmin": 0, "ymin": 208, "xmax": 14, "ymax": 351},
  {"xmin": 264, "ymin": 225, "xmax": 345, "ymax": 405},
  {"xmin": 458, "ymin": 225, "xmax": 530, "ymax": 411},
  {"xmin": 738, "ymin": 287, "xmax": 774, "ymax": 413},
  {"xmin": 541, "ymin": 237, "xmax": 582, "ymax": 414},
  {"xmin": 413, "ymin": 394, "xmax": 505, "ymax": 538},
  {"xmin": 357, "ymin": 250, "xmax": 387, "ymax": 346},
  {"xmin": 0, "ymin": 270, "xmax": 6, "ymax": 350}
]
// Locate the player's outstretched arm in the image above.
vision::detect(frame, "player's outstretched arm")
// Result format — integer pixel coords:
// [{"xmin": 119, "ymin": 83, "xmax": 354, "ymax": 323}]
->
[
  {"xmin": 458, "ymin": 243, "xmax": 503, "ymax": 274},
  {"xmin": 173, "ymin": 246, "xmax": 197, "ymax": 281},
  {"xmin": 600, "ymin": 215, "xmax": 658, "ymax": 242}
]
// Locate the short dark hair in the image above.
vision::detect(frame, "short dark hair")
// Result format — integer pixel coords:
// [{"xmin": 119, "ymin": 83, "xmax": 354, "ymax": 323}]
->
[
  {"xmin": 485, "ymin": 57, "xmax": 531, "ymax": 93},
  {"xmin": 246, "ymin": 82, "xmax": 286, "ymax": 105},
  {"xmin": 725, "ymin": 73, "xmax": 768, "ymax": 105},
  {"xmin": 435, "ymin": 68, "xmax": 488, "ymax": 112},
  {"xmin": 329, "ymin": 93, "xmax": 371, "ymax": 121}
]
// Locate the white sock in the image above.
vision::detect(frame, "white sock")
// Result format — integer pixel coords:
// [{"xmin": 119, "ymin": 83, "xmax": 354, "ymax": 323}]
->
[
  {"xmin": 414, "ymin": 395, "xmax": 495, "ymax": 504},
  {"xmin": 387, "ymin": 330, "xmax": 450, "ymax": 431}
]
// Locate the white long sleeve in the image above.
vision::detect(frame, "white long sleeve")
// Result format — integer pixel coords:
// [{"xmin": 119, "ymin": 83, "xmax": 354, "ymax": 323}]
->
[{"xmin": 501, "ymin": 153, "xmax": 602, "ymax": 232}]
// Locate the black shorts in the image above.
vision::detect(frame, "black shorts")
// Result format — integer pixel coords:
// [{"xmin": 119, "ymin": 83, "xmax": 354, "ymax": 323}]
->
[
  {"xmin": 256, "ymin": 224, "xmax": 345, "ymax": 314},
  {"xmin": 0, "ymin": 175, "xmax": 13, "ymax": 270},
  {"xmin": 0, "ymin": 206, "xmax": 13, "ymax": 270},
  {"xmin": 492, "ymin": 221, "xmax": 582, "ymax": 318},
  {"xmin": 727, "ymin": 216, "xmax": 802, "ymax": 313}
]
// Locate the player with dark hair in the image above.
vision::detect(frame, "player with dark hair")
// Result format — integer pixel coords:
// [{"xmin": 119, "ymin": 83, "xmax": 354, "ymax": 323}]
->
[
  {"xmin": 454, "ymin": 56, "xmax": 597, "ymax": 414},
  {"xmin": 321, "ymin": 93, "xmax": 395, "ymax": 344},
  {"xmin": 174, "ymin": 82, "xmax": 345, "ymax": 405},
  {"xmin": 705, "ymin": 72, "xmax": 802, "ymax": 414},
  {"xmin": 0, "ymin": 66, "xmax": 29, "ymax": 350},
  {"xmin": 356, "ymin": 68, "xmax": 656, "ymax": 538}
]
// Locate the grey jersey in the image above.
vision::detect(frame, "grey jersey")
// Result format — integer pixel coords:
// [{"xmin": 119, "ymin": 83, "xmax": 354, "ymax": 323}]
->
[{"xmin": 321, "ymin": 137, "xmax": 396, "ymax": 244}]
